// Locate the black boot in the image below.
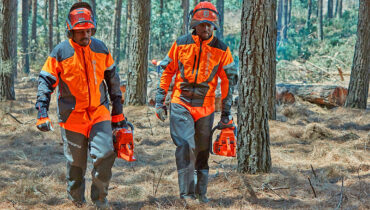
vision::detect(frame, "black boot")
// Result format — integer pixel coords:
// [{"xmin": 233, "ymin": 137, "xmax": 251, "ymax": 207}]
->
[{"xmin": 195, "ymin": 169, "xmax": 209, "ymax": 203}]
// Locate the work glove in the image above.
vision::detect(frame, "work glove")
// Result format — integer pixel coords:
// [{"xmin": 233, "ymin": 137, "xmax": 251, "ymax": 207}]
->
[
  {"xmin": 36, "ymin": 108, "xmax": 54, "ymax": 132},
  {"xmin": 111, "ymin": 113, "xmax": 128, "ymax": 130},
  {"xmin": 155, "ymin": 103, "xmax": 167, "ymax": 122},
  {"xmin": 218, "ymin": 114, "xmax": 234, "ymax": 129}
]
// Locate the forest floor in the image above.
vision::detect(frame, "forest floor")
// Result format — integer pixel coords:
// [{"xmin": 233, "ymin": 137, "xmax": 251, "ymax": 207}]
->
[{"xmin": 0, "ymin": 75, "xmax": 369, "ymax": 210}]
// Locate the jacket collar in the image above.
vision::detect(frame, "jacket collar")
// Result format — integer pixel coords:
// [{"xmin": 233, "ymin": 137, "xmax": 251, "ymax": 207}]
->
[
  {"xmin": 69, "ymin": 38, "xmax": 91, "ymax": 49},
  {"xmin": 191, "ymin": 33, "xmax": 214, "ymax": 46}
]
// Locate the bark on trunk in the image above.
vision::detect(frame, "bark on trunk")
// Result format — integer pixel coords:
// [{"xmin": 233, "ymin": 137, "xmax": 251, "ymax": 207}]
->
[
  {"xmin": 276, "ymin": 84, "xmax": 348, "ymax": 107},
  {"xmin": 0, "ymin": 0, "xmax": 17, "ymax": 100},
  {"xmin": 338, "ymin": 0, "xmax": 342, "ymax": 18},
  {"xmin": 125, "ymin": 0, "xmax": 151, "ymax": 105},
  {"xmin": 90, "ymin": 0, "xmax": 97, "ymax": 21},
  {"xmin": 22, "ymin": 0, "xmax": 30, "ymax": 74},
  {"xmin": 283, "ymin": 0, "xmax": 288, "ymax": 40},
  {"xmin": 216, "ymin": 0, "xmax": 224, "ymax": 40},
  {"xmin": 318, "ymin": 0, "xmax": 323, "ymax": 40},
  {"xmin": 288, "ymin": 0, "xmax": 292, "ymax": 24},
  {"xmin": 44, "ymin": 0, "xmax": 48, "ymax": 53},
  {"xmin": 181, "ymin": 0, "xmax": 189, "ymax": 35},
  {"xmin": 345, "ymin": 0, "xmax": 370, "ymax": 109},
  {"xmin": 277, "ymin": 0, "xmax": 283, "ymax": 42},
  {"xmin": 124, "ymin": 0, "xmax": 132, "ymax": 60},
  {"xmin": 307, "ymin": 0, "xmax": 312, "ymax": 28},
  {"xmin": 31, "ymin": 0, "xmax": 37, "ymax": 62},
  {"xmin": 48, "ymin": 0, "xmax": 54, "ymax": 52},
  {"xmin": 237, "ymin": 0, "xmax": 273, "ymax": 174},
  {"xmin": 113, "ymin": 0, "xmax": 123, "ymax": 67},
  {"xmin": 55, "ymin": 0, "xmax": 60, "ymax": 44},
  {"xmin": 268, "ymin": 1, "xmax": 277, "ymax": 120},
  {"xmin": 327, "ymin": 0, "xmax": 333, "ymax": 18}
]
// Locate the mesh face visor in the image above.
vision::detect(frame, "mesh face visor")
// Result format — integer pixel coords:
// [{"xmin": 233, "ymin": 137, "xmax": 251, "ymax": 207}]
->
[{"xmin": 67, "ymin": 8, "xmax": 95, "ymax": 30}]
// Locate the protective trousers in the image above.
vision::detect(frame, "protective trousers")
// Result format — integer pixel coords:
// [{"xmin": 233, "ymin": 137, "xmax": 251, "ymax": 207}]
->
[
  {"xmin": 62, "ymin": 117, "xmax": 115, "ymax": 203},
  {"xmin": 170, "ymin": 103, "xmax": 214, "ymax": 199}
]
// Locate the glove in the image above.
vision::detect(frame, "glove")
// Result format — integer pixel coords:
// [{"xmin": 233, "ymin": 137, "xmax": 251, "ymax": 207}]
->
[
  {"xmin": 36, "ymin": 117, "xmax": 54, "ymax": 132},
  {"xmin": 218, "ymin": 114, "xmax": 234, "ymax": 129},
  {"xmin": 111, "ymin": 114, "xmax": 128, "ymax": 130},
  {"xmin": 155, "ymin": 104, "xmax": 167, "ymax": 122},
  {"xmin": 36, "ymin": 107, "xmax": 54, "ymax": 132}
]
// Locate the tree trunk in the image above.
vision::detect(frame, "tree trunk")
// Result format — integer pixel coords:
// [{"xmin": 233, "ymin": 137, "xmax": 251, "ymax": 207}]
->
[
  {"xmin": 238, "ymin": 0, "xmax": 273, "ymax": 174},
  {"xmin": 90, "ymin": 0, "xmax": 97, "ymax": 21},
  {"xmin": 55, "ymin": 0, "xmax": 60, "ymax": 44},
  {"xmin": 327, "ymin": 0, "xmax": 333, "ymax": 18},
  {"xmin": 345, "ymin": 0, "xmax": 370, "ymax": 109},
  {"xmin": 181, "ymin": 0, "xmax": 189, "ymax": 35},
  {"xmin": 194, "ymin": 0, "xmax": 198, "ymax": 7},
  {"xmin": 277, "ymin": 0, "xmax": 283, "ymax": 42},
  {"xmin": 48, "ymin": 0, "xmax": 54, "ymax": 52},
  {"xmin": 22, "ymin": 0, "xmax": 30, "ymax": 74},
  {"xmin": 283, "ymin": 0, "xmax": 288, "ymax": 40},
  {"xmin": 334, "ymin": 0, "xmax": 339, "ymax": 17},
  {"xmin": 216, "ymin": 0, "xmax": 224, "ymax": 40},
  {"xmin": 31, "ymin": 0, "xmax": 37, "ymax": 62},
  {"xmin": 288, "ymin": 0, "xmax": 292, "ymax": 24},
  {"xmin": 0, "ymin": 0, "xmax": 17, "ymax": 100},
  {"xmin": 338, "ymin": 0, "xmax": 343, "ymax": 18},
  {"xmin": 268, "ymin": 1, "xmax": 277, "ymax": 120},
  {"xmin": 318, "ymin": 0, "xmax": 323, "ymax": 40},
  {"xmin": 124, "ymin": 0, "xmax": 132, "ymax": 60},
  {"xmin": 125, "ymin": 0, "xmax": 150, "ymax": 105},
  {"xmin": 159, "ymin": 0, "xmax": 164, "ymax": 54},
  {"xmin": 276, "ymin": 84, "xmax": 348, "ymax": 107},
  {"xmin": 44, "ymin": 0, "xmax": 48, "ymax": 53},
  {"xmin": 307, "ymin": 0, "xmax": 312, "ymax": 28},
  {"xmin": 113, "ymin": 0, "xmax": 123, "ymax": 68}
]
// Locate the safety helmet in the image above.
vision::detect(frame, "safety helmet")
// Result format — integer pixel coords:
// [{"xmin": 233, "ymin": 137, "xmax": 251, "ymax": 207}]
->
[
  {"xmin": 190, "ymin": 2, "xmax": 219, "ymax": 30},
  {"xmin": 66, "ymin": 2, "xmax": 96, "ymax": 37}
]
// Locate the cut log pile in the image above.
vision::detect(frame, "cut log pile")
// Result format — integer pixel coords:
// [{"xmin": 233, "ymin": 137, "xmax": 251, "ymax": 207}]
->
[{"xmin": 276, "ymin": 83, "xmax": 348, "ymax": 107}]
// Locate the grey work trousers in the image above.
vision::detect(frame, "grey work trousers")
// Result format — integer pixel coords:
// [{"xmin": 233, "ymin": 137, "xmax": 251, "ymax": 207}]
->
[
  {"xmin": 62, "ymin": 120, "xmax": 116, "ymax": 203},
  {"xmin": 170, "ymin": 103, "xmax": 214, "ymax": 198}
]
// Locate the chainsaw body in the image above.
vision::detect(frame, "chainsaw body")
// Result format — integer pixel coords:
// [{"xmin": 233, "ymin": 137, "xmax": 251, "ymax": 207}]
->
[
  {"xmin": 210, "ymin": 123, "xmax": 237, "ymax": 157},
  {"xmin": 113, "ymin": 122, "xmax": 136, "ymax": 162}
]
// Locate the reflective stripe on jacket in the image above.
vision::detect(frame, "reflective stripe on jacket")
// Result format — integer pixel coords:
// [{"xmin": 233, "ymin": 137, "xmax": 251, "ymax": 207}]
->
[
  {"xmin": 156, "ymin": 33, "xmax": 237, "ymax": 115},
  {"xmin": 36, "ymin": 38, "xmax": 122, "ymax": 123}
]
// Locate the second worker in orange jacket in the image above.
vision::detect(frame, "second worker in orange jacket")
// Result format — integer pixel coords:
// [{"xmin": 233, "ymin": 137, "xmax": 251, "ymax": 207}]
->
[{"xmin": 155, "ymin": 1, "xmax": 238, "ymax": 205}]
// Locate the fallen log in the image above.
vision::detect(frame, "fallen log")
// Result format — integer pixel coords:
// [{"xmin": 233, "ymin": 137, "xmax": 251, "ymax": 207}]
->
[{"xmin": 276, "ymin": 84, "xmax": 348, "ymax": 107}]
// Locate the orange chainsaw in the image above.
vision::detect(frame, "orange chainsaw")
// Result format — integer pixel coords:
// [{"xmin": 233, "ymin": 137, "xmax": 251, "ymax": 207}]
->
[
  {"xmin": 210, "ymin": 121, "xmax": 237, "ymax": 157},
  {"xmin": 113, "ymin": 122, "xmax": 136, "ymax": 162}
]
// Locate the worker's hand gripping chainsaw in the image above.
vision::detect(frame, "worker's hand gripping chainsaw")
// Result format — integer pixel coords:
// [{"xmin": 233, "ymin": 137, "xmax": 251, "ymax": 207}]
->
[
  {"xmin": 209, "ymin": 120, "xmax": 237, "ymax": 157},
  {"xmin": 113, "ymin": 122, "xmax": 136, "ymax": 162}
]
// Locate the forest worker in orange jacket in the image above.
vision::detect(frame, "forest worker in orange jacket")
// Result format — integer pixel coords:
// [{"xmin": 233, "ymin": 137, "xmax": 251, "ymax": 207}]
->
[
  {"xmin": 35, "ymin": 2, "xmax": 126, "ymax": 208},
  {"xmin": 155, "ymin": 1, "xmax": 238, "ymax": 204}
]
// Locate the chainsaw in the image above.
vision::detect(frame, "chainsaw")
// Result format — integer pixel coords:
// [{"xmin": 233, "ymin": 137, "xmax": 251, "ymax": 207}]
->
[
  {"xmin": 113, "ymin": 122, "xmax": 136, "ymax": 162},
  {"xmin": 209, "ymin": 121, "xmax": 237, "ymax": 157}
]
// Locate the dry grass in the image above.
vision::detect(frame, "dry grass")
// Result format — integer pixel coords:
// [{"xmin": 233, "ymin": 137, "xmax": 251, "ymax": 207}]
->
[{"xmin": 0, "ymin": 78, "xmax": 369, "ymax": 210}]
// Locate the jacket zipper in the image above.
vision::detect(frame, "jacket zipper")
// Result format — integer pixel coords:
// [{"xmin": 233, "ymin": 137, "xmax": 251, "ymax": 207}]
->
[
  {"xmin": 194, "ymin": 42, "xmax": 202, "ymax": 84},
  {"xmin": 191, "ymin": 55, "xmax": 197, "ymax": 75},
  {"xmin": 191, "ymin": 42, "xmax": 202, "ymax": 103},
  {"xmin": 82, "ymin": 48, "xmax": 92, "ymax": 120},
  {"xmin": 92, "ymin": 60, "xmax": 97, "ymax": 85}
]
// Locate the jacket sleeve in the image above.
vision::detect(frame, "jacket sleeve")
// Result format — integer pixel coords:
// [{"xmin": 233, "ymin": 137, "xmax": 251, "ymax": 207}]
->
[
  {"xmin": 217, "ymin": 47, "xmax": 238, "ymax": 116},
  {"xmin": 155, "ymin": 41, "xmax": 178, "ymax": 105},
  {"xmin": 35, "ymin": 55, "xmax": 60, "ymax": 114},
  {"xmin": 104, "ymin": 51, "xmax": 123, "ymax": 116}
]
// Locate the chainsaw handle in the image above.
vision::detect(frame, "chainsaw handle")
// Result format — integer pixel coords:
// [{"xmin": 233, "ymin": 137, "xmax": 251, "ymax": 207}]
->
[
  {"xmin": 209, "ymin": 125, "xmax": 220, "ymax": 154},
  {"xmin": 126, "ymin": 121, "xmax": 134, "ymax": 135}
]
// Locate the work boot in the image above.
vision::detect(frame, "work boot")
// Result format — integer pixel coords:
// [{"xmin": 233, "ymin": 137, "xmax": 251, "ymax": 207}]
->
[
  {"xmin": 196, "ymin": 194, "xmax": 209, "ymax": 203},
  {"xmin": 72, "ymin": 200, "xmax": 86, "ymax": 208},
  {"xmin": 195, "ymin": 169, "xmax": 209, "ymax": 202},
  {"xmin": 93, "ymin": 198, "xmax": 110, "ymax": 210},
  {"xmin": 180, "ymin": 195, "xmax": 197, "ymax": 208}
]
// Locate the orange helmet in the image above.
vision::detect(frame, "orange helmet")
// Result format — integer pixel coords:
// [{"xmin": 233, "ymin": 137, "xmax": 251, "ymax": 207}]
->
[
  {"xmin": 66, "ymin": 2, "xmax": 96, "ymax": 36},
  {"xmin": 190, "ymin": 2, "xmax": 219, "ymax": 30}
]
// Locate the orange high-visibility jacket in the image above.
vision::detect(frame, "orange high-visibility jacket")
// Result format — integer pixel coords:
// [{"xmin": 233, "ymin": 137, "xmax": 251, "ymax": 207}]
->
[
  {"xmin": 36, "ymin": 38, "xmax": 122, "ymax": 123},
  {"xmin": 156, "ymin": 33, "xmax": 238, "ymax": 116}
]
